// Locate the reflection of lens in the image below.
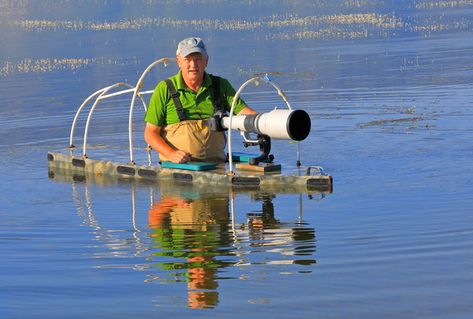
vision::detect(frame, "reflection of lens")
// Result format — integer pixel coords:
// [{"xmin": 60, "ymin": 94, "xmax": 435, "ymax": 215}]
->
[
  {"xmin": 293, "ymin": 259, "xmax": 316, "ymax": 266},
  {"xmin": 292, "ymin": 227, "xmax": 315, "ymax": 241}
]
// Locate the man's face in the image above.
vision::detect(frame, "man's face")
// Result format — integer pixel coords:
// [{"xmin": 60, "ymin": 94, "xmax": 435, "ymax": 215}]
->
[{"xmin": 177, "ymin": 52, "xmax": 208, "ymax": 84}]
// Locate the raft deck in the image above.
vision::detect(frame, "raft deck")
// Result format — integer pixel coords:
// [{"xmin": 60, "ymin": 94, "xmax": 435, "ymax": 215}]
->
[{"xmin": 48, "ymin": 151, "xmax": 333, "ymax": 194}]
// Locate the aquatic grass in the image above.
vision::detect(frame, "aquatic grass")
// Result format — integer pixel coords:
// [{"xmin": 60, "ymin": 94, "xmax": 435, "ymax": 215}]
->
[
  {"xmin": 3, "ymin": 11, "xmax": 468, "ymax": 41},
  {"xmin": 2, "ymin": 13, "xmax": 404, "ymax": 32},
  {"xmin": 1, "ymin": 3, "xmax": 471, "ymax": 77},
  {"xmin": 415, "ymin": 0, "xmax": 473, "ymax": 9},
  {"xmin": 358, "ymin": 117, "xmax": 424, "ymax": 129},
  {"xmin": 272, "ymin": 27, "xmax": 370, "ymax": 41},
  {"xmin": 0, "ymin": 0, "xmax": 391, "ymax": 16},
  {"xmin": 411, "ymin": 18, "xmax": 470, "ymax": 32},
  {"xmin": 0, "ymin": 0, "xmax": 27, "ymax": 16},
  {"xmin": 0, "ymin": 57, "xmax": 139, "ymax": 76}
]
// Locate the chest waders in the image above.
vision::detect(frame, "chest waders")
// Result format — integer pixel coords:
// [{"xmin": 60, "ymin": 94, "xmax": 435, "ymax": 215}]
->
[{"xmin": 159, "ymin": 76, "xmax": 227, "ymax": 163}]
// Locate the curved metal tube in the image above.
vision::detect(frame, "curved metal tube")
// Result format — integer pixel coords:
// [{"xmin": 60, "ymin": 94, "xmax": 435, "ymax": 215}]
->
[
  {"xmin": 69, "ymin": 86, "xmax": 110, "ymax": 148},
  {"xmin": 227, "ymin": 76, "xmax": 294, "ymax": 174},
  {"xmin": 82, "ymin": 82, "xmax": 135, "ymax": 157},
  {"xmin": 128, "ymin": 57, "xmax": 174, "ymax": 165},
  {"xmin": 127, "ymin": 94, "xmax": 148, "ymax": 164}
]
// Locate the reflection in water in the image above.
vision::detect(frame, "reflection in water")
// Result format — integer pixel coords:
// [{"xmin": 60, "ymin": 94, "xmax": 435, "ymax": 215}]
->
[
  {"xmin": 148, "ymin": 191, "xmax": 231, "ymax": 309},
  {"xmin": 68, "ymin": 178, "xmax": 320, "ymax": 309},
  {"xmin": 71, "ymin": 181, "xmax": 148, "ymax": 258},
  {"xmin": 247, "ymin": 195, "xmax": 316, "ymax": 266}
]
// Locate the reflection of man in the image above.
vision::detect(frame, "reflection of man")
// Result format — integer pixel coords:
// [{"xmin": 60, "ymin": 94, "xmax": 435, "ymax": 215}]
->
[
  {"xmin": 148, "ymin": 191, "xmax": 230, "ymax": 308},
  {"xmin": 187, "ymin": 254, "xmax": 219, "ymax": 308},
  {"xmin": 147, "ymin": 189, "xmax": 317, "ymax": 307},
  {"xmin": 144, "ymin": 37, "xmax": 257, "ymax": 163}
]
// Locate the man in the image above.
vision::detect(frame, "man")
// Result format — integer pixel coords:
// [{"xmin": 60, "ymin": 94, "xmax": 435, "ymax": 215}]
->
[{"xmin": 144, "ymin": 37, "xmax": 256, "ymax": 163}]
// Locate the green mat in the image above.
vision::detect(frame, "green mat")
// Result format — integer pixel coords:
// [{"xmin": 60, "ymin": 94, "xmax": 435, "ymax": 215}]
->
[
  {"xmin": 160, "ymin": 161, "xmax": 217, "ymax": 171},
  {"xmin": 231, "ymin": 152, "xmax": 259, "ymax": 163}
]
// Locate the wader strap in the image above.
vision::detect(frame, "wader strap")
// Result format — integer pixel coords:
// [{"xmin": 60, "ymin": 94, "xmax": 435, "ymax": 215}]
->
[
  {"xmin": 164, "ymin": 79, "xmax": 186, "ymax": 121},
  {"xmin": 210, "ymin": 75, "xmax": 224, "ymax": 113}
]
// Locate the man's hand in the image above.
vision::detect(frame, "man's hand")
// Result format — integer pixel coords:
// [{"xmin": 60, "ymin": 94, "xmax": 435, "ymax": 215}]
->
[
  {"xmin": 145, "ymin": 123, "xmax": 192, "ymax": 163},
  {"xmin": 169, "ymin": 150, "xmax": 191, "ymax": 163}
]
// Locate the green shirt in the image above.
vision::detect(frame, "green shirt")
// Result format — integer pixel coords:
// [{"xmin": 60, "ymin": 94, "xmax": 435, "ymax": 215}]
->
[{"xmin": 145, "ymin": 71, "xmax": 247, "ymax": 126}]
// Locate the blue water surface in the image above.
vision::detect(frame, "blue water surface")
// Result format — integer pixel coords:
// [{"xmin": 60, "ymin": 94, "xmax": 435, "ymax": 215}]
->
[{"xmin": 1, "ymin": 1, "xmax": 473, "ymax": 318}]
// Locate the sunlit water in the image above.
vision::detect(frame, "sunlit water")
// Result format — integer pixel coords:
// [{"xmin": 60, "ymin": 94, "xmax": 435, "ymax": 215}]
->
[{"xmin": 1, "ymin": 1, "xmax": 473, "ymax": 318}]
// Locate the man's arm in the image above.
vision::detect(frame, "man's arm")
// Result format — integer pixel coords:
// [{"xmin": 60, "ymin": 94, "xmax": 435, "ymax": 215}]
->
[
  {"xmin": 237, "ymin": 106, "xmax": 257, "ymax": 115},
  {"xmin": 144, "ymin": 122, "xmax": 191, "ymax": 163}
]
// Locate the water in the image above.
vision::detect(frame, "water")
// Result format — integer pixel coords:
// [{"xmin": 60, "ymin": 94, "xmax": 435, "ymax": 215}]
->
[{"xmin": 1, "ymin": 0, "xmax": 473, "ymax": 318}]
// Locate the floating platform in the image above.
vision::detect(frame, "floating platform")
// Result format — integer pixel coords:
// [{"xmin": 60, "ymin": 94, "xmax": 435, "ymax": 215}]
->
[
  {"xmin": 48, "ymin": 57, "xmax": 333, "ymax": 194},
  {"xmin": 48, "ymin": 152, "xmax": 333, "ymax": 194}
]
